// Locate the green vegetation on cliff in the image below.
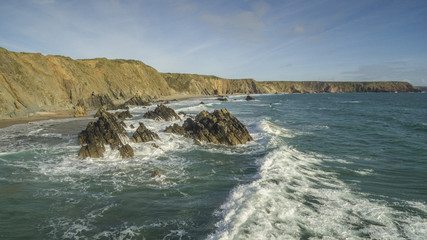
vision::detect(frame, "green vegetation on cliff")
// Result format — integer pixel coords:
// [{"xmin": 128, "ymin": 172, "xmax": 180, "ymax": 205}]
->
[{"xmin": 0, "ymin": 47, "xmax": 419, "ymax": 119}]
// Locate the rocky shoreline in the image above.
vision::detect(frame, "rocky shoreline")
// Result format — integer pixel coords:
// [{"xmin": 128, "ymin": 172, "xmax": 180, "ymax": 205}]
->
[{"xmin": 77, "ymin": 101, "xmax": 253, "ymax": 159}]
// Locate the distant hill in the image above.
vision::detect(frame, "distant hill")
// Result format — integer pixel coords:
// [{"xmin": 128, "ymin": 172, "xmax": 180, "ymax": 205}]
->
[{"xmin": 0, "ymin": 47, "xmax": 420, "ymax": 119}]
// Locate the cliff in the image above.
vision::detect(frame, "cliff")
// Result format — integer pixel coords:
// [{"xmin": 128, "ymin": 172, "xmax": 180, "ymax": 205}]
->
[
  {"xmin": 0, "ymin": 47, "xmax": 419, "ymax": 119},
  {"xmin": 161, "ymin": 73, "xmax": 259, "ymax": 95},
  {"xmin": 256, "ymin": 81, "xmax": 419, "ymax": 93}
]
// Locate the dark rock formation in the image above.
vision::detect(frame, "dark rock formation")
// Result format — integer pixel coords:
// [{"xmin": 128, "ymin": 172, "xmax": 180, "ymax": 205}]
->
[
  {"xmin": 200, "ymin": 102, "xmax": 205, "ymax": 104},
  {"xmin": 165, "ymin": 123, "xmax": 186, "ymax": 135},
  {"xmin": 119, "ymin": 144, "xmax": 134, "ymax": 158},
  {"xmin": 125, "ymin": 96, "xmax": 151, "ymax": 106},
  {"xmin": 245, "ymin": 95, "xmax": 255, "ymax": 101},
  {"xmin": 78, "ymin": 94, "xmax": 116, "ymax": 110},
  {"xmin": 217, "ymin": 97, "xmax": 228, "ymax": 102},
  {"xmin": 78, "ymin": 108, "xmax": 132, "ymax": 159},
  {"xmin": 143, "ymin": 104, "xmax": 181, "ymax": 121},
  {"xmin": 115, "ymin": 109, "xmax": 133, "ymax": 120},
  {"xmin": 132, "ymin": 122, "xmax": 159, "ymax": 143},
  {"xmin": 165, "ymin": 108, "xmax": 253, "ymax": 145}
]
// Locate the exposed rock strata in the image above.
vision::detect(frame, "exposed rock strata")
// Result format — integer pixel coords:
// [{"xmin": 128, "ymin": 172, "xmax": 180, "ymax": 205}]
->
[
  {"xmin": 165, "ymin": 108, "xmax": 253, "ymax": 145},
  {"xmin": 132, "ymin": 122, "xmax": 159, "ymax": 143},
  {"xmin": 125, "ymin": 96, "xmax": 151, "ymax": 106},
  {"xmin": 78, "ymin": 109, "xmax": 132, "ymax": 159},
  {"xmin": 73, "ymin": 106, "xmax": 87, "ymax": 117},
  {"xmin": 115, "ymin": 109, "xmax": 133, "ymax": 120},
  {"xmin": 119, "ymin": 144, "xmax": 134, "ymax": 158},
  {"xmin": 144, "ymin": 104, "xmax": 181, "ymax": 121}
]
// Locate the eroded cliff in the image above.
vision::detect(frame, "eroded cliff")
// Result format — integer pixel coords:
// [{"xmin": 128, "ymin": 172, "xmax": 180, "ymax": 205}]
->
[{"xmin": 0, "ymin": 47, "xmax": 420, "ymax": 119}]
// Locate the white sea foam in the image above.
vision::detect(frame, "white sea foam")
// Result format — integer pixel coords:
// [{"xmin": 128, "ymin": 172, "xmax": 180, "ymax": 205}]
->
[
  {"xmin": 208, "ymin": 146, "xmax": 427, "ymax": 239},
  {"xmin": 258, "ymin": 119, "xmax": 297, "ymax": 139}
]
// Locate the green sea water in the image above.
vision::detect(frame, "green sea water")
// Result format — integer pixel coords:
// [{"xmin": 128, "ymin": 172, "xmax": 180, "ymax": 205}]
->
[{"xmin": 0, "ymin": 93, "xmax": 426, "ymax": 239}]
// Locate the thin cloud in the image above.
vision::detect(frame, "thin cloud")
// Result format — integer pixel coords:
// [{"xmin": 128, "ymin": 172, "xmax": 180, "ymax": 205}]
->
[{"xmin": 201, "ymin": 1, "xmax": 270, "ymax": 41}]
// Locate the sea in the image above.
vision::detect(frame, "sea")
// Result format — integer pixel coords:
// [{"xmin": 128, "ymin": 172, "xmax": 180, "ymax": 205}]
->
[{"xmin": 0, "ymin": 93, "xmax": 426, "ymax": 240}]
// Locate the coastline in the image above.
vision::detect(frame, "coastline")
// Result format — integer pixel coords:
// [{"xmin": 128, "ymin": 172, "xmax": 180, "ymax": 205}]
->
[{"xmin": 0, "ymin": 94, "xmax": 207, "ymax": 129}]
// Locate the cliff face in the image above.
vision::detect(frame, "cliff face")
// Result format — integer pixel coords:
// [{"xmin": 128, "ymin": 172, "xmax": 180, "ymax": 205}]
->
[
  {"xmin": 161, "ymin": 73, "xmax": 259, "ymax": 95},
  {"xmin": 0, "ymin": 47, "xmax": 420, "ymax": 119},
  {"xmin": 0, "ymin": 47, "xmax": 171, "ymax": 118}
]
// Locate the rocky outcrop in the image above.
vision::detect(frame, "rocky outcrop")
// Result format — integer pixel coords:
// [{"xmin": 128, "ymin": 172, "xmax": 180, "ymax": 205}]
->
[
  {"xmin": 245, "ymin": 95, "xmax": 255, "ymax": 101},
  {"xmin": 165, "ymin": 123, "xmax": 186, "ymax": 135},
  {"xmin": 73, "ymin": 106, "xmax": 87, "ymax": 117},
  {"xmin": 166, "ymin": 108, "xmax": 253, "ymax": 145},
  {"xmin": 144, "ymin": 104, "xmax": 181, "ymax": 121},
  {"xmin": 132, "ymin": 122, "xmax": 159, "ymax": 143},
  {"xmin": 77, "ymin": 94, "xmax": 116, "ymax": 110},
  {"xmin": 115, "ymin": 109, "xmax": 133, "ymax": 120},
  {"xmin": 125, "ymin": 96, "xmax": 151, "ymax": 106},
  {"xmin": 78, "ymin": 108, "xmax": 132, "ymax": 159},
  {"xmin": 217, "ymin": 97, "xmax": 228, "ymax": 102},
  {"xmin": 119, "ymin": 144, "xmax": 134, "ymax": 158}
]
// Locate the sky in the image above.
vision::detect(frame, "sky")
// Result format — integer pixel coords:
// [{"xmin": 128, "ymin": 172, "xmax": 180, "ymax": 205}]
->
[{"xmin": 1, "ymin": 0, "xmax": 427, "ymax": 85}]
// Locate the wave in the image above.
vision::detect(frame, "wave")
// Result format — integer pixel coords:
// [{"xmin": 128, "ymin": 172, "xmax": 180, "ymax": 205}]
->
[{"xmin": 207, "ymin": 146, "xmax": 427, "ymax": 239}]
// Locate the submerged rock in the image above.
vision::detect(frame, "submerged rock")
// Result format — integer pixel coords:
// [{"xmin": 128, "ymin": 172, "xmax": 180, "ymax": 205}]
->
[
  {"xmin": 245, "ymin": 95, "xmax": 256, "ymax": 101},
  {"xmin": 217, "ymin": 97, "xmax": 228, "ymax": 102},
  {"xmin": 151, "ymin": 169, "xmax": 160, "ymax": 177},
  {"xmin": 144, "ymin": 104, "xmax": 181, "ymax": 121},
  {"xmin": 132, "ymin": 122, "xmax": 159, "ymax": 143},
  {"xmin": 166, "ymin": 108, "xmax": 253, "ymax": 146},
  {"xmin": 78, "ymin": 108, "xmax": 132, "ymax": 159}
]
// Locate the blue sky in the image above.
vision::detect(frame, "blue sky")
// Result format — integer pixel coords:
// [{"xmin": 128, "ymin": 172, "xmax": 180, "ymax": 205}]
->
[{"xmin": 1, "ymin": 0, "xmax": 427, "ymax": 85}]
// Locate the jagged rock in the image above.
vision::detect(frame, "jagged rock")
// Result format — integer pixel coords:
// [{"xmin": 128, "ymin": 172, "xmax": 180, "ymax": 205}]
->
[
  {"xmin": 78, "ymin": 94, "xmax": 116, "ymax": 110},
  {"xmin": 132, "ymin": 122, "xmax": 159, "ymax": 143},
  {"xmin": 115, "ymin": 109, "xmax": 133, "ymax": 120},
  {"xmin": 151, "ymin": 143, "xmax": 160, "ymax": 148},
  {"xmin": 143, "ymin": 104, "xmax": 181, "ymax": 121},
  {"xmin": 200, "ymin": 102, "xmax": 205, "ymax": 105},
  {"xmin": 125, "ymin": 96, "xmax": 151, "ymax": 106},
  {"xmin": 245, "ymin": 95, "xmax": 256, "ymax": 101},
  {"xmin": 178, "ymin": 111, "xmax": 186, "ymax": 117},
  {"xmin": 78, "ymin": 108, "xmax": 130, "ymax": 158},
  {"xmin": 78, "ymin": 140, "xmax": 105, "ymax": 159},
  {"xmin": 166, "ymin": 108, "xmax": 253, "ymax": 146},
  {"xmin": 73, "ymin": 106, "xmax": 87, "ymax": 117},
  {"xmin": 119, "ymin": 144, "xmax": 134, "ymax": 158},
  {"xmin": 130, "ymin": 124, "xmax": 135, "ymax": 129},
  {"xmin": 165, "ymin": 123, "xmax": 186, "ymax": 135},
  {"xmin": 151, "ymin": 169, "xmax": 160, "ymax": 177}
]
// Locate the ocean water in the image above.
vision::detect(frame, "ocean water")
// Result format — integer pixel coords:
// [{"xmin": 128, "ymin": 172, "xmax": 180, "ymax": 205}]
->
[{"xmin": 0, "ymin": 93, "xmax": 426, "ymax": 239}]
